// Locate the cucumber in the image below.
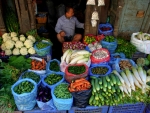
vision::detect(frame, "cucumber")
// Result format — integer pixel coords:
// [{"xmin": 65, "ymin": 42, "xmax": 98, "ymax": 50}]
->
[
  {"xmin": 95, "ymin": 78, "xmax": 100, "ymax": 91},
  {"xmin": 102, "ymin": 77, "xmax": 107, "ymax": 87},
  {"xmin": 89, "ymin": 95, "xmax": 94, "ymax": 105},
  {"xmin": 112, "ymin": 86, "xmax": 116, "ymax": 93},
  {"xmin": 110, "ymin": 74, "xmax": 117, "ymax": 85},
  {"xmin": 107, "ymin": 82, "xmax": 111, "ymax": 90},
  {"xmin": 105, "ymin": 75, "xmax": 110, "ymax": 82},
  {"xmin": 98, "ymin": 77, "xmax": 102, "ymax": 85},
  {"xmin": 103, "ymin": 86, "xmax": 107, "ymax": 92},
  {"xmin": 91, "ymin": 79, "xmax": 96, "ymax": 93},
  {"xmin": 95, "ymin": 94, "xmax": 99, "ymax": 100}
]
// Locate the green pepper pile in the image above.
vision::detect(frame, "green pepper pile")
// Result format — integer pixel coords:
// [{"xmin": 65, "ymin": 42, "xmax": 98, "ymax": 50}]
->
[
  {"xmin": 54, "ymin": 83, "xmax": 72, "ymax": 99},
  {"xmin": 68, "ymin": 65, "xmax": 86, "ymax": 75},
  {"xmin": 44, "ymin": 73, "xmax": 63, "ymax": 85},
  {"xmin": 36, "ymin": 42, "xmax": 50, "ymax": 49},
  {"xmin": 104, "ymin": 36, "xmax": 115, "ymax": 42},
  {"xmin": 49, "ymin": 60, "xmax": 60, "ymax": 72},
  {"xmin": 22, "ymin": 71, "xmax": 40, "ymax": 84},
  {"xmin": 14, "ymin": 81, "xmax": 34, "ymax": 94}
]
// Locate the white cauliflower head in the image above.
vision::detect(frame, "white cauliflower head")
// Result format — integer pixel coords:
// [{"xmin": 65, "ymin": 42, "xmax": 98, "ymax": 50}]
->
[
  {"xmin": 1, "ymin": 43, "xmax": 7, "ymax": 50},
  {"xmin": 5, "ymin": 40, "xmax": 15, "ymax": 49},
  {"xmin": 20, "ymin": 36, "xmax": 26, "ymax": 42},
  {"xmin": 10, "ymin": 32, "xmax": 17, "ymax": 37},
  {"xmin": 12, "ymin": 36, "xmax": 19, "ymax": 42},
  {"xmin": 5, "ymin": 49, "xmax": 12, "ymax": 55},
  {"xmin": 20, "ymin": 47, "xmax": 28, "ymax": 55},
  {"xmin": 12, "ymin": 48, "xmax": 20, "ymax": 55},
  {"xmin": 2, "ymin": 36, "xmax": 11, "ymax": 42},
  {"xmin": 20, "ymin": 34, "xmax": 25, "ymax": 37},
  {"xmin": 15, "ymin": 40, "xmax": 24, "ymax": 48},
  {"xmin": 24, "ymin": 39, "xmax": 33, "ymax": 48},
  {"xmin": 2, "ymin": 33, "xmax": 10, "ymax": 38},
  {"xmin": 28, "ymin": 47, "xmax": 36, "ymax": 54},
  {"xmin": 27, "ymin": 35, "xmax": 36, "ymax": 43}
]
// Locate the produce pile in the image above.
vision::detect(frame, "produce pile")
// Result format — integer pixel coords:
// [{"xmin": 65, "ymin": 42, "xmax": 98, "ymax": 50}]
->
[{"xmin": 1, "ymin": 30, "xmax": 150, "ymax": 112}]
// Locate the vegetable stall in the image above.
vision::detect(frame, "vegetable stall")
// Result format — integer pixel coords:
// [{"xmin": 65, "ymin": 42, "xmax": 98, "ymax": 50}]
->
[{"xmin": 0, "ymin": 29, "xmax": 150, "ymax": 113}]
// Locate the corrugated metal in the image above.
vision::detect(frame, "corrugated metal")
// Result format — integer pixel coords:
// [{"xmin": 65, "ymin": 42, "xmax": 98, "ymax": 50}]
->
[{"xmin": 110, "ymin": 0, "xmax": 150, "ymax": 38}]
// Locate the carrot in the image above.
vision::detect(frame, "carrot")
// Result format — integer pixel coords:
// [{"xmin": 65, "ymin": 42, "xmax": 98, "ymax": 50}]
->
[{"xmin": 74, "ymin": 78, "xmax": 87, "ymax": 83}]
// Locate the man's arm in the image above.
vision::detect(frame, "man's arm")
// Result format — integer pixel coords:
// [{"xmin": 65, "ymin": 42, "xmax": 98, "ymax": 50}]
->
[
  {"xmin": 74, "ymin": 17, "xmax": 84, "ymax": 29},
  {"xmin": 55, "ymin": 19, "xmax": 62, "ymax": 33}
]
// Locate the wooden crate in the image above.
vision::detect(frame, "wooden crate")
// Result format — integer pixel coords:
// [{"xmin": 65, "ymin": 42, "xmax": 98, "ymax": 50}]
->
[
  {"xmin": 0, "ymin": 0, "xmax": 6, "ymax": 35},
  {"xmin": 109, "ymin": 0, "xmax": 150, "ymax": 39},
  {"xmin": 14, "ymin": 0, "xmax": 36, "ymax": 34}
]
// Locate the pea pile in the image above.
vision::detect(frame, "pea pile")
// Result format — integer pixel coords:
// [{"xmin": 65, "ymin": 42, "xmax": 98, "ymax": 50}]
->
[
  {"xmin": 54, "ymin": 83, "xmax": 72, "ymax": 99},
  {"xmin": 49, "ymin": 60, "xmax": 60, "ymax": 72},
  {"xmin": 91, "ymin": 67, "xmax": 108, "ymax": 75},
  {"xmin": 36, "ymin": 42, "xmax": 50, "ymax": 49},
  {"xmin": 22, "ymin": 71, "xmax": 40, "ymax": 83},
  {"xmin": 68, "ymin": 65, "xmax": 86, "ymax": 75},
  {"xmin": 104, "ymin": 36, "xmax": 115, "ymax": 42},
  {"xmin": 44, "ymin": 73, "xmax": 63, "ymax": 85},
  {"xmin": 14, "ymin": 81, "xmax": 34, "ymax": 94}
]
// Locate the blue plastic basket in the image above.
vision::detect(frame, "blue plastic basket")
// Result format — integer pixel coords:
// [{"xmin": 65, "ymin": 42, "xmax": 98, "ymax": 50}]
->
[
  {"xmin": 69, "ymin": 106, "xmax": 109, "ymax": 113},
  {"xmin": 51, "ymin": 83, "xmax": 73, "ymax": 110},
  {"xmin": 34, "ymin": 41, "xmax": 52, "ymax": 57},
  {"xmin": 112, "ymin": 58, "xmax": 136, "ymax": 72},
  {"xmin": 101, "ymin": 38, "xmax": 117, "ymax": 54},
  {"xmin": 109, "ymin": 53, "xmax": 126, "ymax": 66},
  {"xmin": 42, "ymin": 71, "xmax": 64, "ymax": 89},
  {"xmin": 11, "ymin": 78, "xmax": 37, "ymax": 111},
  {"xmin": 145, "ymin": 104, "xmax": 150, "ymax": 113},
  {"xmin": 46, "ymin": 59, "xmax": 61, "ymax": 73},
  {"xmin": 98, "ymin": 23, "xmax": 113, "ymax": 36},
  {"xmin": 19, "ymin": 70, "xmax": 41, "ymax": 86},
  {"xmin": 89, "ymin": 64, "xmax": 112, "ymax": 77},
  {"xmin": 108, "ymin": 102, "xmax": 146, "ymax": 113}
]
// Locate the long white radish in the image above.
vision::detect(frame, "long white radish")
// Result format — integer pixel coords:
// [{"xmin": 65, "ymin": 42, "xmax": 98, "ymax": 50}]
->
[
  {"xmin": 62, "ymin": 49, "xmax": 71, "ymax": 62},
  {"xmin": 122, "ymin": 85, "xmax": 129, "ymax": 95},
  {"xmin": 131, "ymin": 67, "xmax": 143, "ymax": 85},
  {"xmin": 125, "ymin": 84, "xmax": 132, "ymax": 96},
  {"xmin": 146, "ymin": 76, "xmax": 150, "ymax": 82},
  {"xmin": 132, "ymin": 75, "xmax": 142, "ymax": 89},
  {"xmin": 143, "ymin": 69, "xmax": 147, "ymax": 85},
  {"xmin": 120, "ymin": 71, "xmax": 131, "ymax": 88},
  {"xmin": 75, "ymin": 50, "xmax": 90, "ymax": 55},
  {"xmin": 138, "ymin": 66, "xmax": 146, "ymax": 84},
  {"xmin": 65, "ymin": 50, "xmax": 73, "ymax": 64},
  {"xmin": 125, "ymin": 69, "xmax": 134, "ymax": 88},
  {"xmin": 77, "ymin": 57, "xmax": 89, "ymax": 63},
  {"xmin": 113, "ymin": 70, "xmax": 125, "ymax": 85},
  {"xmin": 69, "ymin": 55, "xmax": 85, "ymax": 64}
]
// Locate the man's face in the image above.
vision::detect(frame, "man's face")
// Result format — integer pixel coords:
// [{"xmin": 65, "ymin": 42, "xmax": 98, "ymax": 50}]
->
[{"xmin": 66, "ymin": 8, "xmax": 74, "ymax": 18}]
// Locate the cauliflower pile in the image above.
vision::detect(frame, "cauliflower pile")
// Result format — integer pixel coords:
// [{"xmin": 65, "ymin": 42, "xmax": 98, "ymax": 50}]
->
[{"xmin": 1, "ymin": 32, "xmax": 36, "ymax": 55}]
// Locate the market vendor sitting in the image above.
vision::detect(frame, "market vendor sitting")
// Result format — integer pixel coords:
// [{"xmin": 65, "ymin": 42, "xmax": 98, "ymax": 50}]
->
[{"xmin": 55, "ymin": 5, "xmax": 84, "ymax": 43}]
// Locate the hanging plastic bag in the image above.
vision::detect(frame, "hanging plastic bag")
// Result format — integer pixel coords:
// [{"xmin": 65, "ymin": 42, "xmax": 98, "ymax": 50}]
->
[
  {"xmin": 86, "ymin": 0, "xmax": 95, "ymax": 5},
  {"xmin": 98, "ymin": 0, "xmax": 105, "ymax": 6}
]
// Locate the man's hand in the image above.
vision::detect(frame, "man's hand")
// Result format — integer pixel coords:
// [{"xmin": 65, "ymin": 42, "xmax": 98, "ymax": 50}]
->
[{"xmin": 59, "ymin": 31, "xmax": 65, "ymax": 37}]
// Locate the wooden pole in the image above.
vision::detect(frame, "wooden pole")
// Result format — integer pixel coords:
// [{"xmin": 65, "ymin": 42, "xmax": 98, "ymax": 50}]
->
[{"xmin": 0, "ymin": 0, "xmax": 6, "ymax": 34}]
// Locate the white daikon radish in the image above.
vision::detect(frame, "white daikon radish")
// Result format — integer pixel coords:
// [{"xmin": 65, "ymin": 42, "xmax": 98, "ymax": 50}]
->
[
  {"xmin": 125, "ymin": 69, "xmax": 134, "ymax": 88},
  {"xmin": 62, "ymin": 49, "xmax": 71, "ymax": 62},
  {"xmin": 131, "ymin": 67, "xmax": 143, "ymax": 84},
  {"xmin": 138, "ymin": 66, "xmax": 146, "ymax": 84},
  {"xmin": 77, "ymin": 57, "xmax": 89, "ymax": 63},
  {"xmin": 113, "ymin": 70, "xmax": 125, "ymax": 86},
  {"xmin": 75, "ymin": 50, "xmax": 90, "ymax": 55},
  {"xmin": 69, "ymin": 55, "xmax": 85, "ymax": 64},
  {"xmin": 122, "ymin": 85, "xmax": 129, "ymax": 95},
  {"xmin": 132, "ymin": 75, "xmax": 142, "ymax": 89},
  {"xmin": 65, "ymin": 49, "xmax": 73, "ymax": 64},
  {"xmin": 120, "ymin": 71, "xmax": 131, "ymax": 88},
  {"xmin": 125, "ymin": 84, "xmax": 132, "ymax": 96}
]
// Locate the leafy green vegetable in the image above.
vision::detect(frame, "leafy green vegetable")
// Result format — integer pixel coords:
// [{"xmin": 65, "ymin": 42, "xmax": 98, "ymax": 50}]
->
[
  {"xmin": 115, "ymin": 37, "xmax": 137, "ymax": 58},
  {"xmin": 49, "ymin": 61, "xmax": 60, "ymax": 72},
  {"xmin": 8, "ymin": 56, "xmax": 32, "ymax": 72},
  {"xmin": 68, "ymin": 65, "xmax": 86, "ymax": 74}
]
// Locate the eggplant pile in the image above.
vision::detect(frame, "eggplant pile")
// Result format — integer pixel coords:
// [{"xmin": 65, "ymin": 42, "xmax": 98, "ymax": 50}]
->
[{"xmin": 36, "ymin": 85, "xmax": 52, "ymax": 102}]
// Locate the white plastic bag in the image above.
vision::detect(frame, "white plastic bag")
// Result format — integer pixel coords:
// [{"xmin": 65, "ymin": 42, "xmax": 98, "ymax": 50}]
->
[
  {"xmin": 98, "ymin": 0, "xmax": 105, "ymax": 6},
  {"xmin": 130, "ymin": 32, "xmax": 150, "ymax": 54},
  {"xmin": 91, "ymin": 10, "xmax": 99, "ymax": 20},
  {"xmin": 91, "ymin": 19, "xmax": 97, "ymax": 27},
  {"xmin": 86, "ymin": 0, "xmax": 95, "ymax": 5}
]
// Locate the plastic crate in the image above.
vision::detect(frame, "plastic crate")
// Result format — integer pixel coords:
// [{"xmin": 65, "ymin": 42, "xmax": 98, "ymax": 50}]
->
[
  {"xmin": 108, "ymin": 103, "xmax": 146, "ymax": 113},
  {"xmin": 68, "ymin": 106, "xmax": 109, "ymax": 113},
  {"xmin": 145, "ymin": 104, "xmax": 150, "ymax": 113},
  {"xmin": 24, "ymin": 107, "xmax": 67, "ymax": 113},
  {"xmin": 132, "ymin": 51, "xmax": 147, "ymax": 61}
]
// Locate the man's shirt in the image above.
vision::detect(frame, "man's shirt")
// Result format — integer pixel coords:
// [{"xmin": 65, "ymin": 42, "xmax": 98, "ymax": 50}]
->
[{"xmin": 55, "ymin": 15, "xmax": 84, "ymax": 37}]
